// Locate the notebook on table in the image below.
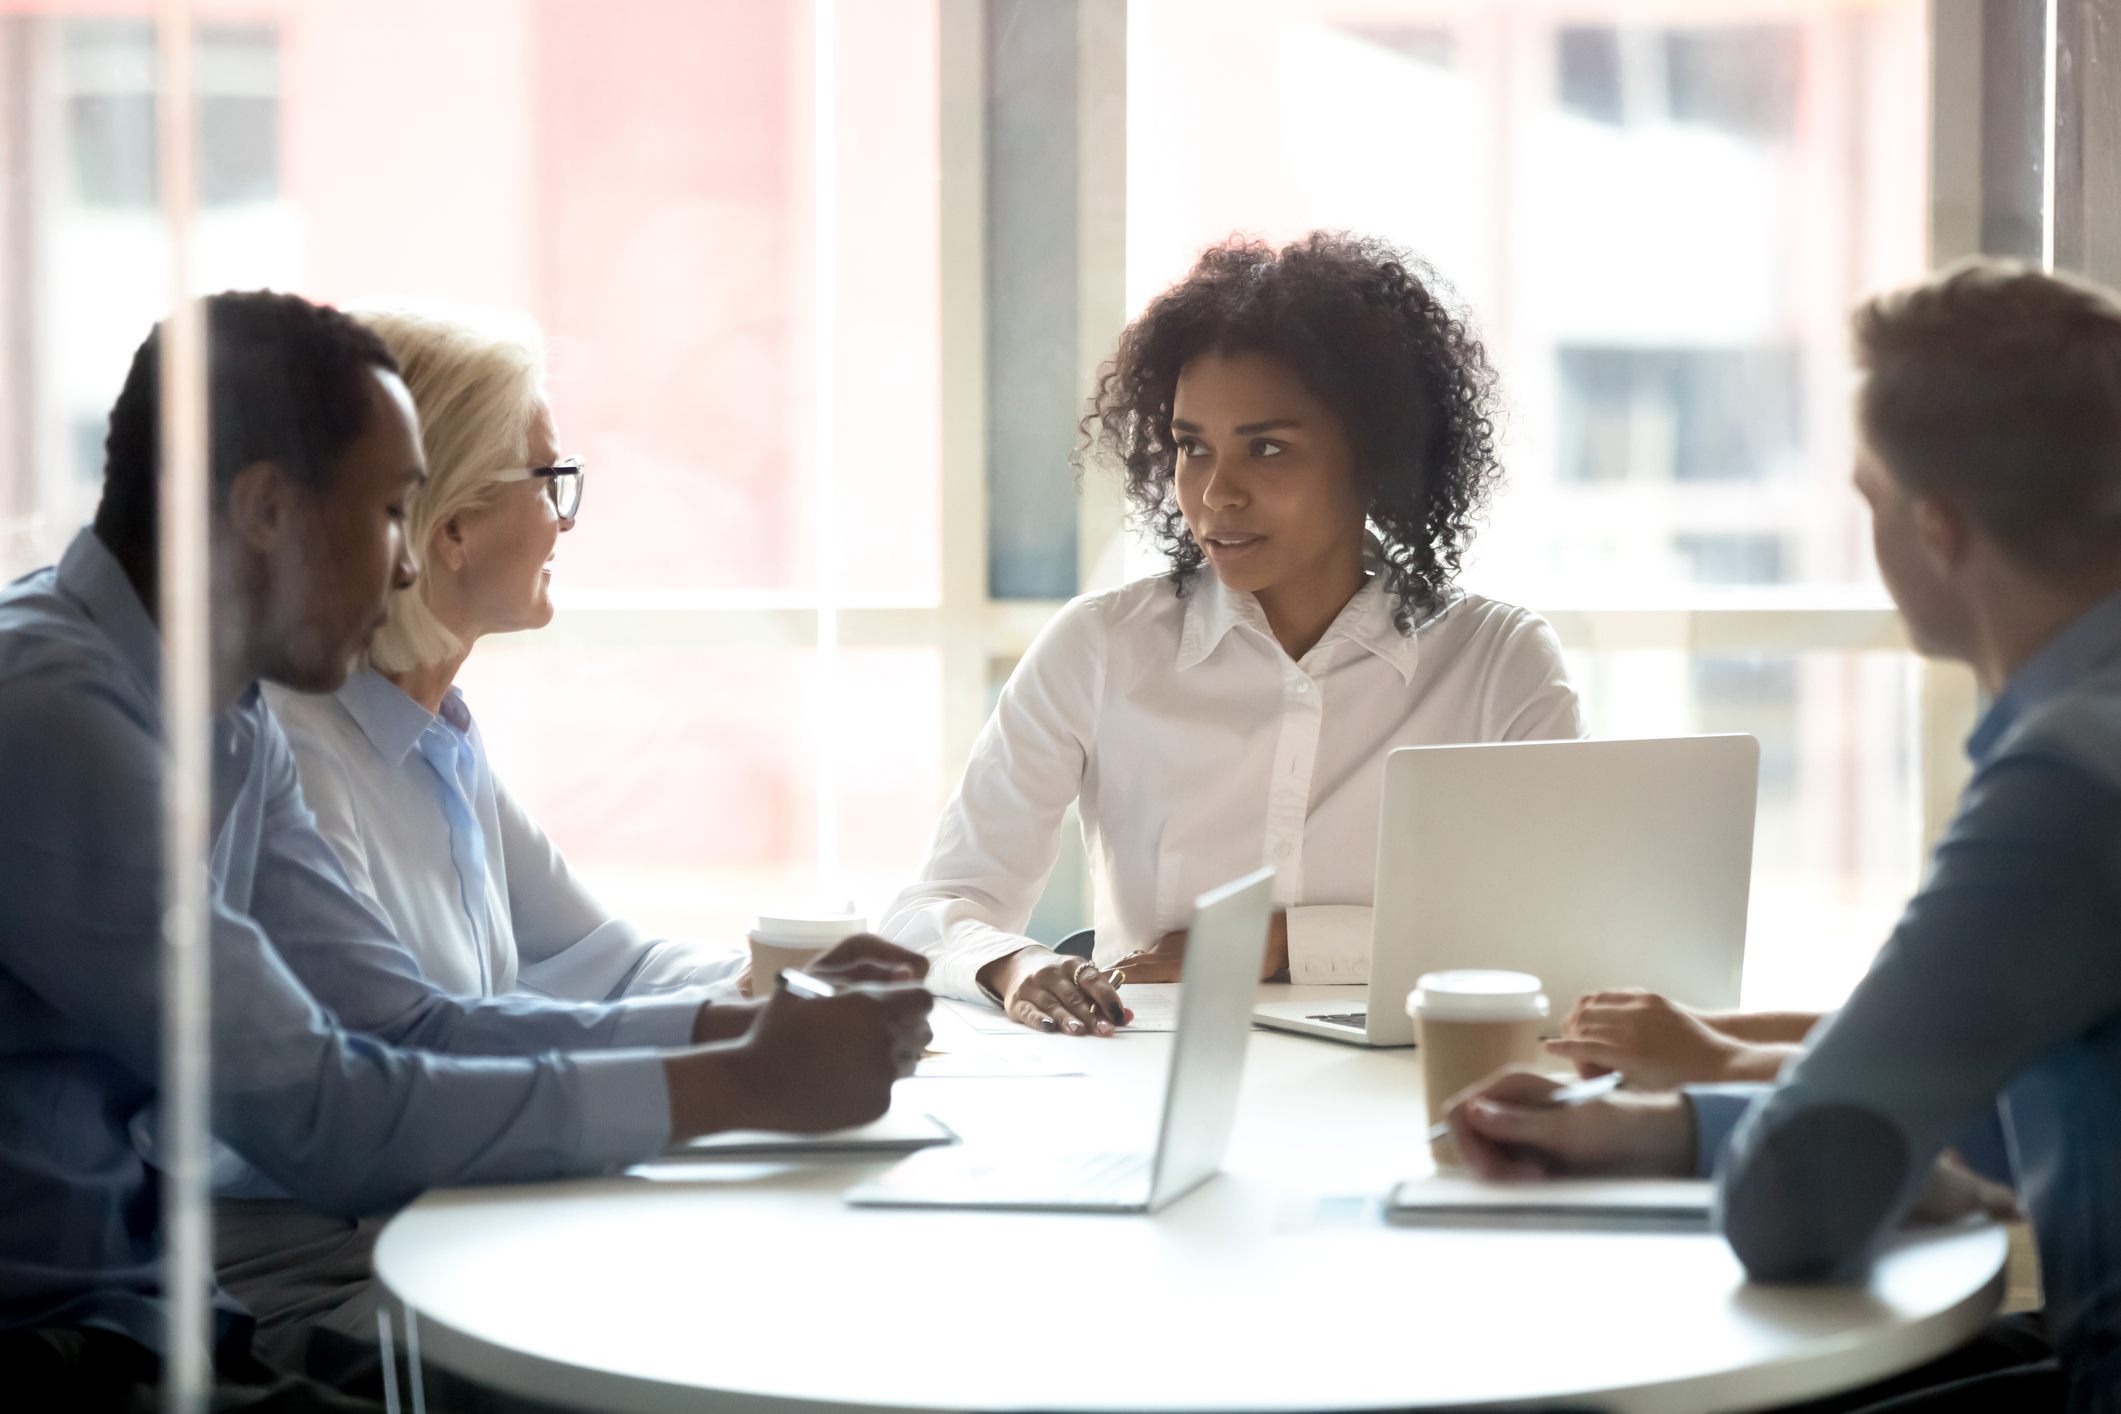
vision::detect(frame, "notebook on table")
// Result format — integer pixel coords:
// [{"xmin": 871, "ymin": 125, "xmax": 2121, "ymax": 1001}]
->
[
  {"xmin": 661, "ymin": 1109, "xmax": 957, "ymax": 1160},
  {"xmin": 1385, "ymin": 1175, "xmax": 1714, "ymax": 1231}
]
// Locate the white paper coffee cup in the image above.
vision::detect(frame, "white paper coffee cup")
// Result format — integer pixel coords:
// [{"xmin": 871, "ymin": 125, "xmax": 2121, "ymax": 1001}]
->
[
  {"xmin": 1408, "ymin": 969, "xmax": 1550, "ymax": 1145},
  {"xmin": 746, "ymin": 905, "xmax": 865, "ymax": 994}
]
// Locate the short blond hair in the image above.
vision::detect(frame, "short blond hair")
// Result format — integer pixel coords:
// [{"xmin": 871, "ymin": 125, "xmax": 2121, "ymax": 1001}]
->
[
  {"xmin": 1854, "ymin": 258, "xmax": 2121, "ymax": 576},
  {"xmin": 354, "ymin": 302, "xmax": 547, "ymax": 673}
]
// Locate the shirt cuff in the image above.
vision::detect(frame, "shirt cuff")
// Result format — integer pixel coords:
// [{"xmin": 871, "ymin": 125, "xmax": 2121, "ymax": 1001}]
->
[
  {"xmin": 1284, "ymin": 906, "xmax": 1371, "ymax": 984},
  {"xmin": 675, "ymin": 951, "xmax": 749, "ymax": 1001},
  {"xmin": 931, "ymin": 932, "xmax": 1043, "ymax": 1004},
  {"xmin": 1684, "ymin": 1084, "xmax": 1769, "ymax": 1177},
  {"xmin": 571, "ymin": 1050, "xmax": 675, "ymax": 1164},
  {"xmin": 618, "ymin": 941, "xmax": 751, "ymax": 1000},
  {"xmin": 693, "ymin": 972, "xmax": 748, "ymax": 1004},
  {"xmin": 611, "ymin": 995, "xmax": 701, "ymax": 1050}
]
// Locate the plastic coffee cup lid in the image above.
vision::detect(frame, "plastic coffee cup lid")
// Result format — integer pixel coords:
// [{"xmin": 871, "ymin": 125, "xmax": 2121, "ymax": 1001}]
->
[
  {"xmin": 1406, "ymin": 969, "xmax": 1550, "ymax": 1021},
  {"xmin": 749, "ymin": 904, "xmax": 865, "ymax": 945}
]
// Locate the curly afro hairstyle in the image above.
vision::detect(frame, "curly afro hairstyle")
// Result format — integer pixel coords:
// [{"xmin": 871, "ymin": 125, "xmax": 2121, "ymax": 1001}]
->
[{"xmin": 1077, "ymin": 232, "xmax": 1503, "ymax": 632}]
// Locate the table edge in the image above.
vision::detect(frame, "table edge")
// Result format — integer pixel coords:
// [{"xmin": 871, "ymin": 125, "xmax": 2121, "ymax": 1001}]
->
[{"xmin": 380, "ymin": 1225, "xmax": 2010, "ymax": 1414}]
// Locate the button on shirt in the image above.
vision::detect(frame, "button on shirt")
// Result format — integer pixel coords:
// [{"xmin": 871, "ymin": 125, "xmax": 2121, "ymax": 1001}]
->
[
  {"xmin": 1686, "ymin": 588, "xmax": 2121, "ymax": 1413},
  {"xmin": 266, "ymin": 672, "xmax": 745, "ymax": 1003},
  {"xmin": 883, "ymin": 570, "xmax": 1585, "ymax": 999},
  {"xmin": 0, "ymin": 530, "xmax": 689, "ymax": 1351}
]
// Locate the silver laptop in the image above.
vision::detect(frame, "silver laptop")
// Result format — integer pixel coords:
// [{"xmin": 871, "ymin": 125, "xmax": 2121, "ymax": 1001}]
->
[
  {"xmin": 1252, "ymin": 736, "xmax": 1758, "ymax": 1047},
  {"xmin": 846, "ymin": 867, "xmax": 1274, "ymax": 1214}
]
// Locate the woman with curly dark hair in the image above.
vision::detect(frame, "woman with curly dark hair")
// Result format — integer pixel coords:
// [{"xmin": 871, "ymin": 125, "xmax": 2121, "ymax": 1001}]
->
[{"xmin": 884, "ymin": 233, "xmax": 1583, "ymax": 1034}]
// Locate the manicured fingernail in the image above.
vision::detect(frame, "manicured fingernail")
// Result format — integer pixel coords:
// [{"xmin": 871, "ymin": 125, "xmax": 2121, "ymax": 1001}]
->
[
  {"xmin": 1065, "ymin": 1018, "xmax": 1084, "ymax": 1034},
  {"xmin": 1095, "ymin": 1020, "xmax": 1113, "ymax": 1036}
]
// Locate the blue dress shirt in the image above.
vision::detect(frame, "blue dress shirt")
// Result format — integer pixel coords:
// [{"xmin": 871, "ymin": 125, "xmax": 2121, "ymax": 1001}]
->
[
  {"xmin": 0, "ymin": 530, "xmax": 690, "ymax": 1353},
  {"xmin": 264, "ymin": 670, "xmax": 746, "ymax": 1003},
  {"xmin": 1687, "ymin": 588, "xmax": 2121, "ymax": 1412}
]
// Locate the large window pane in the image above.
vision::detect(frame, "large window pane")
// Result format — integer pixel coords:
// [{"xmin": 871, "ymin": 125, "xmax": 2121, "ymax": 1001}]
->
[
  {"xmin": 2, "ymin": 1, "xmax": 943, "ymax": 602},
  {"xmin": 0, "ymin": 1, "xmax": 946, "ymax": 934},
  {"xmin": 461, "ymin": 642, "xmax": 943, "ymax": 946},
  {"xmin": 1126, "ymin": 0, "xmax": 1928, "ymax": 600}
]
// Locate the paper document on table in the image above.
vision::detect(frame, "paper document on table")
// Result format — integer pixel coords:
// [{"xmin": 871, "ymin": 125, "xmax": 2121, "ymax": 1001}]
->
[
  {"xmin": 1113, "ymin": 983, "xmax": 1180, "ymax": 1030},
  {"xmin": 1385, "ymin": 1176, "xmax": 1713, "ymax": 1231},
  {"xmin": 942, "ymin": 983, "xmax": 1182, "ymax": 1035},
  {"xmin": 915, "ymin": 1049, "xmax": 1088, "ymax": 1078},
  {"xmin": 654, "ymin": 1110, "xmax": 957, "ymax": 1161}
]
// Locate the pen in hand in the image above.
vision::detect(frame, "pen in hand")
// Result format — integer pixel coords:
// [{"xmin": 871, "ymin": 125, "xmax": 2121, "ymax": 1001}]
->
[
  {"xmin": 1424, "ymin": 1070, "xmax": 1625, "ymax": 1145},
  {"xmin": 779, "ymin": 968, "xmax": 839, "ymax": 1000}
]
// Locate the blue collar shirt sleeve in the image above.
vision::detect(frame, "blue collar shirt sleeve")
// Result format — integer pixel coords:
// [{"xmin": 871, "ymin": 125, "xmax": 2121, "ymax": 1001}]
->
[
  {"xmin": 0, "ymin": 533, "xmax": 676, "ymax": 1350},
  {"xmin": 1706, "ymin": 588, "xmax": 2121, "ymax": 1412},
  {"xmin": 242, "ymin": 706, "xmax": 701, "ymax": 1056}
]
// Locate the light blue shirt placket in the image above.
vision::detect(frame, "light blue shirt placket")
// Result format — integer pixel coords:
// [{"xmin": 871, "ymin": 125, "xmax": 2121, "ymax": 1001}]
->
[{"xmin": 415, "ymin": 713, "xmax": 493, "ymax": 993}]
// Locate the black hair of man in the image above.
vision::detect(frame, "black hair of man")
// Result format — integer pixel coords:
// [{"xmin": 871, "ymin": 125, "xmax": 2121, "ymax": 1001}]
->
[{"xmin": 92, "ymin": 289, "xmax": 401, "ymax": 585}]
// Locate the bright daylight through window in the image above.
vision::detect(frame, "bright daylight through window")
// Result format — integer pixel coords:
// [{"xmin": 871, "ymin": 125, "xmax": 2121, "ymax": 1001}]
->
[{"xmin": 0, "ymin": 0, "xmax": 1945, "ymax": 1020}]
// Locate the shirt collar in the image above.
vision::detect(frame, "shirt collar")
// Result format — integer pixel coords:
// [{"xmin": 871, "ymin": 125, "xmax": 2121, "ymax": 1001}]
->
[
  {"xmin": 1966, "ymin": 586, "xmax": 2121, "ymax": 764},
  {"xmin": 1174, "ymin": 562, "xmax": 1430, "ymax": 684},
  {"xmin": 334, "ymin": 667, "xmax": 446, "ymax": 767},
  {"xmin": 1174, "ymin": 568, "xmax": 1260, "ymax": 673},
  {"xmin": 54, "ymin": 527, "xmax": 163, "ymax": 697}
]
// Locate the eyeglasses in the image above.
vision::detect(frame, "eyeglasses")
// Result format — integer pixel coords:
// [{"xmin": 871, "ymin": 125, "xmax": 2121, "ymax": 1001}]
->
[{"xmin": 498, "ymin": 456, "xmax": 585, "ymax": 520}]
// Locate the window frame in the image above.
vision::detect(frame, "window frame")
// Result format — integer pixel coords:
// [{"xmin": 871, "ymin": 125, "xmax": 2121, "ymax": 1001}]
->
[{"xmin": 540, "ymin": 0, "xmax": 2010, "ymax": 896}]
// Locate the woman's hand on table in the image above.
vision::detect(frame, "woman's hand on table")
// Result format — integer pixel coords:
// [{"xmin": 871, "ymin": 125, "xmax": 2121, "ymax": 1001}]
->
[
  {"xmin": 975, "ymin": 946, "xmax": 1131, "ymax": 1036},
  {"xmin": 668, "ymin": 979, "xmax": 935, "ymax": 1138},
  {"xmin": 1546, "ymin": 989, "xmax": 1790, "ymax": 1090},
  {"xmin": 1109, "ymin": 911, "xmax": 1291, "ymax": 984},
  {"xmin": 1442, "ymin": 1066, "xmax": 1696, "ymax": 1182}
]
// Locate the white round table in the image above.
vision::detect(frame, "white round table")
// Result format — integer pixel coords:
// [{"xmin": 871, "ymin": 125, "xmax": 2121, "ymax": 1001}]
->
[{"xmin": 376, "ymin": 986, "xmax": 2007, "ymax": 1414}]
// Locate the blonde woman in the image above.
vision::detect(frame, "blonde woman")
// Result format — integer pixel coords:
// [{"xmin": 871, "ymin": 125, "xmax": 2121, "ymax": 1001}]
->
[
  {"xmin": 219, "ymin": 304, "xmax": 835, "ymax": 1355},
  {"xmin": 263, "ymin": 304, "xmax": 748, "ymax": 1003}
]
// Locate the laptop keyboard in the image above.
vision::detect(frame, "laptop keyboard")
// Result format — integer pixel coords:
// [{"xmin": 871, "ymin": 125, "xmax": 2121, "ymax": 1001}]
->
[{"xmin": 1308, "ymin": 1011, "xmax": 1369, "ymax": 1028}]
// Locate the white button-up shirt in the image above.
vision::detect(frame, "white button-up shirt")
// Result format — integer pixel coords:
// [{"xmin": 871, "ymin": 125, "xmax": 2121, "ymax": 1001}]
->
[
  {"xmin": 882, "ymin": 571, "xmax": 1585, "ymax": 999},
  {"xmin": 265, "ymin": 671, "xmax": 746, "ymax": 1003}
]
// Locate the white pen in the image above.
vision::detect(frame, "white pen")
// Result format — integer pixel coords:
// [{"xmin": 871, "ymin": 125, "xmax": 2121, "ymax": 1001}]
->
[
  {"xmin": 779, "ymin": 967, "xmax": 839, "ymax": 1000},
  {"xmin": 1424, "ymin": 1070, "xmax": 1626, "ymax": 1145}
]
